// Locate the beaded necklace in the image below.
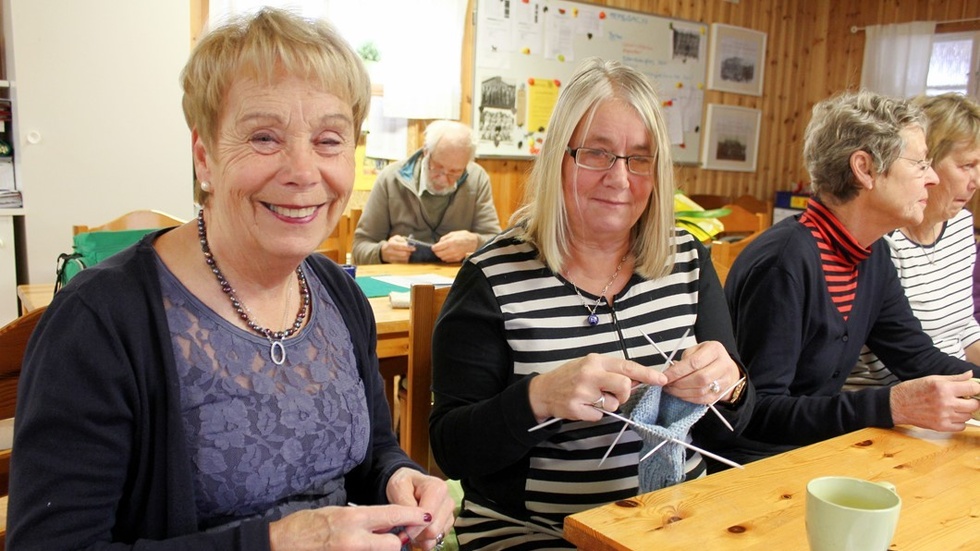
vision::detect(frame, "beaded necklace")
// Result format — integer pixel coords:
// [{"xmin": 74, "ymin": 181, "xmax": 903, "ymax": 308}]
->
[{"xmin": 197, "ymin": 210, "xmax": 310, "ymax": 365}]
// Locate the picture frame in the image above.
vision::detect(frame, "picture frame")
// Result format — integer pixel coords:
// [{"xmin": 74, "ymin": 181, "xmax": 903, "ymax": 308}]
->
[
  {"xmin": 707, "ymin": 23, "xmax": 767, "ymax": 96},
  {"xmin": 701, "ymin": 104, "xmax": 762, "ymax": 172}
]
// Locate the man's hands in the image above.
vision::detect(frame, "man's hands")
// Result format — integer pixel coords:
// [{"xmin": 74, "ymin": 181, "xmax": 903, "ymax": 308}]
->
[
  {"xmin": 431, "ymin": 231, "xmax": 480, "ymax": 263},
  {"xmin": 380, "ymin": 235, "xmax": 415, "ymax": 264}
]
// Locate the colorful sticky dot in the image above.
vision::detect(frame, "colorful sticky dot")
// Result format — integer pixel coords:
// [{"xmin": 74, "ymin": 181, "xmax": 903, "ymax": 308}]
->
[
  {"xmin": 554, "ymin": 79, "xmax": 561, "ymax": 87},
  {"xmin": 599, "ymin": 11, "xmax": 606, "ymax": 19},
  {"xmin": 522, "ymin": 47, "xmax": 531, "ymax": 55},
  {"xmin": 676, "ymin": 82, "xmax": 684, "ymax": 88},
  {"xmin": 557, "ymin": 54, "xmax": 565, "ymax": 62},
  {"xmin": 528, "ymin": 78, "xmax": 535, "ymax": 85}
]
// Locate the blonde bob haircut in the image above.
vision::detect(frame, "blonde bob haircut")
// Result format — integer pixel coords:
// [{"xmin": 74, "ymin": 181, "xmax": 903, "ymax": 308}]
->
[
  {"xmin": 913, "ymin": 92, "xmax": 980, "ymax": 164},
  {"xmin": 181, "ymin": 8, "xmax": 370, "ymax": 199},
  {"xmin": 512, "ymin": 57, "xmax": 676, "ymax": 280}
]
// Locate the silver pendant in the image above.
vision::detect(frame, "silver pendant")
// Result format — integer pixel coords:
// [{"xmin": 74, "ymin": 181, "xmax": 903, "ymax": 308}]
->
[
  {"xmin": 588, "ymin": 313, "xmax": 599, "ymax": 326},
  {"xmin": 270, "ymin": 340, "xmax": 286, "ymax": 365}
]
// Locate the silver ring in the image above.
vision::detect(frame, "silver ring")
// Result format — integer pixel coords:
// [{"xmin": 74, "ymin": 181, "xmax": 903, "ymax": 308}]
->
[
  {"xmin": 591, "ymin": 394, "xmax": 606, "ymax": 410},
  {"xmin": 708, "ymin": 380, "xmax": 721, "ymax": 394},
  {"xmin": 434, "ymin": 532, "xmax": 445, "ymax": 549}
]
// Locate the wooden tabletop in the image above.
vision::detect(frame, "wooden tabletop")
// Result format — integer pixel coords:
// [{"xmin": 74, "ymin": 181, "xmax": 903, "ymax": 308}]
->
[
  {"xmin": 564, "ymin": 424, "xmax": 980, "ymax": 550},
  {"xmin": 16, "ymin": 262, "xmax": 461, "ymax": 360}
]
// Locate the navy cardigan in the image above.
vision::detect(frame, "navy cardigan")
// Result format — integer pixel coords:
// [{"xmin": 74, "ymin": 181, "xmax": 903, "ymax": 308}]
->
[
  {"xmin": 721, "ymin": 217, "xmax": 979, "ymax": 464},
  {"xmin": 8, "ymin": 230, "xmax": 419, "ymax": 549}
]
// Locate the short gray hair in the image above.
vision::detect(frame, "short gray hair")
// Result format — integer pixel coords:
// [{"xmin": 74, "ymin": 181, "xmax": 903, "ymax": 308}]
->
[
  {"xmin": 803, "ymin": 90, "xmax": 927, "ymax": 203},
  {"xmin": 423, "ymin": 120, "xmax": 477, "ymax": 161}
]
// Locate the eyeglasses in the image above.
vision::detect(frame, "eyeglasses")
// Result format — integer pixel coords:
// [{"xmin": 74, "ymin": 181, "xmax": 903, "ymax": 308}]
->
[
  {"xmin": 566, "ymin": 147, "xmax": 656, "ymax": 175},
  {"xmin": 896, "ymin": 156, "xmax": 933, "ymax": 173},
  {"xmin": 428, "ymin": 157, "xmax": 466, "ymax": 181}
]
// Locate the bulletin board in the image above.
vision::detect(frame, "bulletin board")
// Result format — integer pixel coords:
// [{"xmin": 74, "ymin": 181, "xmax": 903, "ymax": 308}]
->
[{"xmin": 473, "ymin": 0, "xmax": 707, "ymax": 164}]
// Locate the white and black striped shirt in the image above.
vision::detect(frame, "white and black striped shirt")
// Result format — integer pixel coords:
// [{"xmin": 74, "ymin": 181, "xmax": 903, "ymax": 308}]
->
[
  {"xmin": 431, "ymin": 227, "xmax": 745, "ymax": 549},
  {"xmin": 848, "ymin": 209, "xmax": 980, "ymax": 389}
]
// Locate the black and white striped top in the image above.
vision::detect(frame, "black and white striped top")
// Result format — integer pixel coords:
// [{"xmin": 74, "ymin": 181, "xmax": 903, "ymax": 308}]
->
[
  {"xmin": 431, "ymin": 226, "xmax": 744, "ymax": 549},
  {"xmin": 848, "ymin": 208, "xmax": 980, "ymax": 389}
]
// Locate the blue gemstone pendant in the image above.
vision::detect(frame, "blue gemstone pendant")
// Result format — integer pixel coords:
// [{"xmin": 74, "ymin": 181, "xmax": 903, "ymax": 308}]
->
[{"xmin": 588, "ymin": 313, "xmax": 600, "ymax": 326}]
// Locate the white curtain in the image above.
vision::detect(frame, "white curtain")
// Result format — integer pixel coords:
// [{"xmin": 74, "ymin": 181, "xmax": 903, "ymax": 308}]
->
[
  {"xmin": 206, "ymin": 0, "xmax": 466, "ymax": 120},
  {"xmin": 377, "ymin": 0, "xmax": 467, "ymax": 120},
  {"xmin": 860, "ymin": 21, "xmax": 936, "ymax": 97}
]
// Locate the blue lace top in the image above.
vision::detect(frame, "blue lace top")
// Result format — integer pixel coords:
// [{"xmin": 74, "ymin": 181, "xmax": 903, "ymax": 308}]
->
[{"xmin": 158, "ymin": 258, "xmax": 370, "ymax": 528}]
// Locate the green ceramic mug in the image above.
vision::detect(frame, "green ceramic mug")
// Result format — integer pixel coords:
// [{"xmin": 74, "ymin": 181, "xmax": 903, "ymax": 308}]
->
[{"xmin": 805, "ymin": 476, "xmax": 901, "ymax": 551}]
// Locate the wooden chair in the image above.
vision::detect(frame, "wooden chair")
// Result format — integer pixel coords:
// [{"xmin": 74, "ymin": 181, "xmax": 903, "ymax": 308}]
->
[
  {"xmin": 711, "ymin": 231, "xmax": 763, "ymax": 287},
  {"xmin": 732, "ymin": 194, "xmax": 773, "ymax": 229},
  {"xmin": 687, "ymin": 194, "xmax": 732, "ymax": 210},
  {"xmin": 717, "ymin": 204, "xmax": 767, "ymax": 239},
  {"xmin": 0, "ymin": 306, "xmax": 46, "ymax": 545},
  {"xmin": 315, "ymin": 214, "xmax": 349, "ymax": 264},
  {"xmin": 72, "ymin": 209, "xmax": 186, "ymax": 235},
  {"xmin": 346, "ymin": 208, "xmax": 362, "ymax": 260},
  {"xmin": 401, "ymin": 284, "xmax": 450, "ymax": 473}
]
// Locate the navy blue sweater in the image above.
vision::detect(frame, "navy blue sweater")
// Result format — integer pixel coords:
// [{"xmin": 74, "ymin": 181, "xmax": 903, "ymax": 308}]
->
[{"xmin": 721, "ymin": 216, "xmax": 979, "ymax": 464}]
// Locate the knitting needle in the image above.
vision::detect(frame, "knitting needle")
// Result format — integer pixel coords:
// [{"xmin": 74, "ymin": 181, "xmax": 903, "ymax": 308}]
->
[
  {"xmin": 643, "ymin": 327, "xmax": 690, "ymax": 372},
  {"xmin": 639, "ymin": 438, "xmax": 670, "ymax": 462},
  {"xmin": 531, "ymin": 328, "xmax": 690, "ymax": 434},
  {"xmin": 710, "ymin": 376, "xmax": 747, "ymax": 408},
  {"xmin": 527, "ymin": 416, "xmax": 562, "ymax": 432},
  {"xmin": 599, "ymin": 328, "xmax": 691, "ymax": 463},
  {"xmin": 595, "ymin": 407, "xmax": 744, "ymax": 470},
  {"xmin": 598, "ymin": 423, "xmax": 629, "ymax": 467},
  {"xmin": 642, "ymin": 329, "xmax": 734, "ymax": 432}
]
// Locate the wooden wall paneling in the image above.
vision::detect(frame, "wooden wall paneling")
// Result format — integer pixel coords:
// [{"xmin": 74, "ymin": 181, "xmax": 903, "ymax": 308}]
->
[
  {"xmin": 460, "ymin": 0, "xmax": 980, "ymax": 229},
  {"xmin": 185, "ymin": 0, "xmax": 980, "ymax": 233}
]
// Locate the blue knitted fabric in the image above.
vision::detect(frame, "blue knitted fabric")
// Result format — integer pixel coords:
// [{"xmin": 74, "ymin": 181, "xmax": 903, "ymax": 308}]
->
[{"xmin": 622, "ymin": 385, "xmax": 707, "ymax": 493}]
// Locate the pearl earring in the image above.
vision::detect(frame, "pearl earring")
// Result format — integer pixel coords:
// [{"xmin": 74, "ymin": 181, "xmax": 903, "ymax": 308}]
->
[{"xmin": 200, "ymin": 181, "xmax": 211, "ymax": 192}]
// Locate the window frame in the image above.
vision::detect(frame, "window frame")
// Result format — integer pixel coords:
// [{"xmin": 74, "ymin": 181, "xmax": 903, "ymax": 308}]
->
[{"xmin": 927, "ymin": 30, "xmax": 980, "ymax": 99}]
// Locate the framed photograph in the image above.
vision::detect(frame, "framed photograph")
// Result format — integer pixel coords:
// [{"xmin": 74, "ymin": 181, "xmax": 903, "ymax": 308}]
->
[
  {"xmin": 707, "ymin": 23, "xmax": 767, "ymax": 96},
  {"xmin": 701, "ymin": 104, "xmax": 762, "ymax": 172}
]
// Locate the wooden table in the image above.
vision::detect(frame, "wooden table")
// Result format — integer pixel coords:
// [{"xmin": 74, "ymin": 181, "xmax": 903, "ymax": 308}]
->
[{"xmin": 564, "ymin": 424, "xmax": 980, "ymax": 550}]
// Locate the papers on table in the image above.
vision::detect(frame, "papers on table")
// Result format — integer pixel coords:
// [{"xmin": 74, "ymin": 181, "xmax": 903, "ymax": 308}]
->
[
  {"xmin": 373, "ymin": 274, "xmax": 455, "ymax": 289},
  {"xmin": 374, "ymin": 273, "xmax": 454, "ymax": 309}
]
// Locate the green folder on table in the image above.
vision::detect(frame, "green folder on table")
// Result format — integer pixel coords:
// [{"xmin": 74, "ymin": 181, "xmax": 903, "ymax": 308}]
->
[{"xmin": 355, "ymin": 277, "xmax": 408, "ymax": 299}]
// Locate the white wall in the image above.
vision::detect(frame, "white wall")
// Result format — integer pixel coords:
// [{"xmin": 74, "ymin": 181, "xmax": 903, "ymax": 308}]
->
[{"xmin": 4, "ymin": 0, "xmax": 193, "ymax": 284}]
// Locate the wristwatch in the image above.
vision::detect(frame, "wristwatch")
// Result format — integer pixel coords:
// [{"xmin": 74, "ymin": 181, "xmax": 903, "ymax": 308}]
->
[{"xmin": 719, "ymin": 371, "xmax": 748, "ymax": 407}]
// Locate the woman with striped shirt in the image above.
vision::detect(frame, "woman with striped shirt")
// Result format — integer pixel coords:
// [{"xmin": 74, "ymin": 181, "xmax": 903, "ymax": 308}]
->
[
  {"xmin": 429, "ymin": 58, "xmax": 753, "ymax": 550},
  {"xmin": 848, "ymin": 93, "xmax": 980, "ymax": 389}
]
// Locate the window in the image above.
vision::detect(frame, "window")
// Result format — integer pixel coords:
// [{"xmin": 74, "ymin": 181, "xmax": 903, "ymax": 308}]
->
[{"xmin": 926, "ymin": 31, "xmax": 980, "ymax": 98}]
